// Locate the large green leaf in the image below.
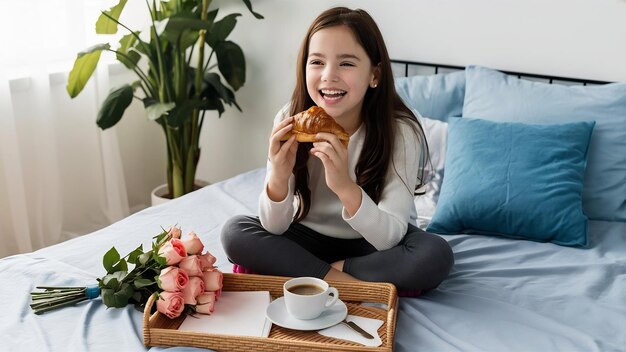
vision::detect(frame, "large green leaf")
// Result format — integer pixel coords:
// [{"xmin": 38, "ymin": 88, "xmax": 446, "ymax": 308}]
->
[
  {"xmin": 101, "ymin": 283, "xmax": 134, "ymax": 308},
  {"xmin": 215, "ymin": 41, "xmax": 245, "ymax": 91},
  {"xmin": 203, "ymin": 72, "xmax": 241, "ymax": 111},
  {"xmin": 164, "ymin": 15, "xmax": 213, "ymax": 44},
  {"xmin": 206, "ymin": 14, "xmax": 240, "ymax": 47},
  {"xmin": 127, "ymin": 245, "xmax": 144, "ymax": 265},
  {"xmin": 95, "ymin": 0, "xmax": 129, "ymax": 34},
  {"xmin": 144, "ymin": 101, "xmax": 176, "ymax": 121},
  {"xmin": 66, "ymin": 43, "xmax": 110, "ymax": 98},
  {"xmin": 206, "ymin": 9, "xmax": 219, "ymax": 26},
  {"xmin": 241, "ymin": 0, "xmax": 264, "ymax": 19},
  {"xmin": 133, "ymin": 278, "xmax": 153, "ymax": 289},
  {"xmin": 116, "ymin": 34, "xmax": 141, "ymax": 69},
  {"xmin": 165, "ymin": 100, "xmax": 203, "ymax": 127},
  {"xmin": 97, "ymin": 84, "xmax": 134, "ymax": 130},
  {"xmin": 102, "ymin": 271, "xmax": 127, "ymax": 288},
  {"xmin": 166, "ymin": 98, "xmax": 226, "ymax": 126},
  {"xmin": 103, "ymin": 246, "xmax": 120, "ymax": 274}
]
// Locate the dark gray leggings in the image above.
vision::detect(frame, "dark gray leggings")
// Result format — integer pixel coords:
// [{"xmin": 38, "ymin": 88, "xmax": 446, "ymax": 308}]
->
[{"xmin": 220, "ymin": 215, "xmax": 454, "ymax": 291}]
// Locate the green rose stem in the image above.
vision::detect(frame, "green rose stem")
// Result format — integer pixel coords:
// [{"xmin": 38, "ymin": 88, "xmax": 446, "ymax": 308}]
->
[
  {"xmin": 30, "ymin": 288, "xmax": 89, "ymax": 314},
  {"xmin": 30, "ymin": 286, "xmax": 103, "ymax": 314},
  {"xmin": 32, "ymin": 296, "xmax": 89, "ymax": 315}
]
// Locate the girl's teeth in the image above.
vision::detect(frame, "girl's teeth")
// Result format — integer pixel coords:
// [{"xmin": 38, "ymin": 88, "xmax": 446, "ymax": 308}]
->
[{"xmin": 320, "ymin": 89, "xmax": 346, "ymax": 101}]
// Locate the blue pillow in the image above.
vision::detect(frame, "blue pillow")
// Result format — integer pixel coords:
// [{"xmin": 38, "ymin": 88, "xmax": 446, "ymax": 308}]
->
[
  {"xmin": 463, "ymin": 65, "xmax": 626, "ymax": 222},
  {"xmin": 394, "ymin": 70, "xmax": 465, "ymax": 121},
  {"xmin": 427, "ymin": 117, "xmax": 595, "ymax": 247}
]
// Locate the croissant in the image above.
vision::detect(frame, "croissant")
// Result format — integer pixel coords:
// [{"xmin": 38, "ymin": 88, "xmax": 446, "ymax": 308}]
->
[{"xmin": 280, "ymin": 106, "xmax": 349, "ymax": 146}]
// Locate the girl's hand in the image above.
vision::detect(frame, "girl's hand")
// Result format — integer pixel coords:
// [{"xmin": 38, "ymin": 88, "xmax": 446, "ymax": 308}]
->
[
  {"xmin": 268, "ymin": 116, "xmax": 298, "ymax": 183},
  {"xmin": 310, "ymin": 132, "xmax": 360, "ymax": 204}
]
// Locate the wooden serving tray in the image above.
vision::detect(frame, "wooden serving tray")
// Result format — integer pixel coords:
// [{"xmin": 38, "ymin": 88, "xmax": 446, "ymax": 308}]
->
[{"xmin": 143, "ymin": 273, "xmax": 398, "ymax": 351}]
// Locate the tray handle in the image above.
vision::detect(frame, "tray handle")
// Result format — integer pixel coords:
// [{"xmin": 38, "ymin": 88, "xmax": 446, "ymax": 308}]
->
[{"xmin": 143, "ymin": 292, "xmax": 158, "ymax": 346}]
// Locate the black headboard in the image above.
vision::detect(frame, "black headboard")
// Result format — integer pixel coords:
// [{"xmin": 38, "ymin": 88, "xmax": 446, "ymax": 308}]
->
[{"xmin": 391, "ymin": 59, "xmax": 610, "ymax": 86}]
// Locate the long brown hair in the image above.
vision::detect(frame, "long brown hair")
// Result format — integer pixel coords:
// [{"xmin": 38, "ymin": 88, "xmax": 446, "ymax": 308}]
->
[{"xmin": 290, "ymin": 7, "xmax": 429, "ymax": 222}]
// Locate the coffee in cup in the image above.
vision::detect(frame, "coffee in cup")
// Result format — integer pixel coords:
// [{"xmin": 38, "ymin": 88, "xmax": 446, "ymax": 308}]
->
[{"xmin": 283, "ymin": 277, "xmax": 339, "ymax": 320}]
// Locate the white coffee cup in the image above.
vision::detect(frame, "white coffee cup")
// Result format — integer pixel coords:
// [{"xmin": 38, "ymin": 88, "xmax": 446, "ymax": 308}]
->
[{"xmin": 283, "ymin": 277, "xmax": 339, "ymax": 320}]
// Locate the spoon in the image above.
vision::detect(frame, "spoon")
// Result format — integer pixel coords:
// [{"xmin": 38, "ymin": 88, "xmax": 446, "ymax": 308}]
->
[{"xmin": 340, "ymin": 318, "xmax": 374, "ymax": 339}]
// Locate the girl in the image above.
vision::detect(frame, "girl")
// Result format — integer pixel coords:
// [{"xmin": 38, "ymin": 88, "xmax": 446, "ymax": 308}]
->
[{"xmin": 221, "ymin": 7, "xmax": 453, "ymax": 293}]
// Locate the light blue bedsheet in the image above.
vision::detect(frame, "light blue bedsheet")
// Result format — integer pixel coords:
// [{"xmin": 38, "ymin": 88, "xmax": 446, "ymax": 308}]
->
[{"xmin": 1, "ymin": 168, "xmax": 624, "ymax": 351}]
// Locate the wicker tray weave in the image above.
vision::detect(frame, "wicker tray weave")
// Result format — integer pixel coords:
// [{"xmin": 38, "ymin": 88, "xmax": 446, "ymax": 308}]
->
[{"xmin": 143, "ymin": 273, "xmax": 398, "ymax": 351}]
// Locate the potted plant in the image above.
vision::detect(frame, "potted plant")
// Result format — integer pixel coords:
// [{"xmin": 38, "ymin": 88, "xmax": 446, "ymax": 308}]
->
[{"xmin": 67, "ymin": 0, "xmax": 262, "ymax": 199}]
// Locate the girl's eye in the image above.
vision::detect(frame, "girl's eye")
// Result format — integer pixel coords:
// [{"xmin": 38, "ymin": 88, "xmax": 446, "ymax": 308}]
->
[
  {"xmin": 308, "ymin": 60, "xmax": 323, "ymax": 65},
  {"xmin": 340, "ymin": 62, "xmax": 355, "ymax": 67}
]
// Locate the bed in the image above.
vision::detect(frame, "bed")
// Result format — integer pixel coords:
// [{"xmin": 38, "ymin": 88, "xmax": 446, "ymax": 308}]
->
[{"xmin": 1, "ymin": 61, "xmax": 625, "ymax": 352}]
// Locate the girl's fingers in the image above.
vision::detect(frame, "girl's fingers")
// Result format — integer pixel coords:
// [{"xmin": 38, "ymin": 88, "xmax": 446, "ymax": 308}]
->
[
  {"xmin": 271, "ymin": 116, "xmax": 294, "ymax": 135},
  {"xmin": 315, "ymin": 132, "xmax": 345, "ymax": 151},
  {"xmin": 313, "ymin": 151, "xmax": 330, "ymax": 166},
  {"xmin": 310, "ymin": 147, "xmax": 334, "ymax": 167},
  {"xmin": 275, "ymin": 134, "xmax": 297, "ymax": 159},
  {"xmin": 271, "ymin": 123, "xmax": 294, "ymax": 141}
]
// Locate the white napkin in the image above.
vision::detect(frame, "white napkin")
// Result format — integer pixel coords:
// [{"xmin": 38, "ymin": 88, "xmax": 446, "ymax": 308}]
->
[{"xmin": 317, "ymin": 315, "xmax": 383, "ymax": 347}]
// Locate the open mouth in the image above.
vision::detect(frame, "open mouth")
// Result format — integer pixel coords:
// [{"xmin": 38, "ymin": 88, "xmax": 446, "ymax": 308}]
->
[{"xmin": 320, "ymin": 89, "xmax": 347, "ymax": 101}]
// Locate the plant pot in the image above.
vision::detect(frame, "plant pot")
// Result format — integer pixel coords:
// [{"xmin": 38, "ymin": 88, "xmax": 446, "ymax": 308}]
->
[{"xmin": 150, "ymin": 180, "xmax": 210, "ymax": 207}]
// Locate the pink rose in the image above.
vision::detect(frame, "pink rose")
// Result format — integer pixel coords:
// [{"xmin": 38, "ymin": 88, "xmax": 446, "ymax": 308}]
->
[
  {"xmin": 156, "ymin": 291, "xmax": 185, "ymax": 319},
  {"xmin": 182, "ymin": 277, "xmax": 205, "ymax": 305},
  {"xmin": 167, "ymin": 226, "xmax": 182, "ymax": 239},
  {"xmin": 181, "ymin": 232, "xmax": 204, "ymax": 255},
  {"xmin": 215, "ymin": 288, "xmax": 222, "ymax": 301},
  {"xmin": 158, "ymin": 238, "xmax": 187, "ymax": 265},
  {"xmin": 196, "ymin": 292, "xmax": 216, "ymax": 315},
  {"xmin": 202, "ymin": 269, "xmax": 223, "ymax": 292},
  {"xmin": 158, "ymin": 266, "xmax": 189, "ymax": 292},
  {"xmin": 198, "ymin": 252, "xmax": 217, "ymax": 270},
  {"xmin": 179, "ymin": 255, "xmax": 203, "ymax": 277}
]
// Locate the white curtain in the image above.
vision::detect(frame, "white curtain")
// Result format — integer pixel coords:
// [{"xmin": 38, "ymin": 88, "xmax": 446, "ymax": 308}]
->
[{"xmin": 0, "ymin": 0, "xmax": 162, "ymax": 258}]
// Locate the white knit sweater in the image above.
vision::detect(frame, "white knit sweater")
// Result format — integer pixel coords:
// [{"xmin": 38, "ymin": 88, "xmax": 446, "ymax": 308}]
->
[{"xmin": 258, "ymin": 108, "xmax": 422, "ymax": 251}]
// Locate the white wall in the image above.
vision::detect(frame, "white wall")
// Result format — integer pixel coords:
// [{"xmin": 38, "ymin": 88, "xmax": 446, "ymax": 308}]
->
[{"xmin": 190, "ymin": 0, "xmax": 626, "ymax": 185}]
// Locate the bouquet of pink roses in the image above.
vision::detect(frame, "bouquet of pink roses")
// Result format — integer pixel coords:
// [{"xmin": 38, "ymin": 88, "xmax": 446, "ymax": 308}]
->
[{"xmin": 30, "ymin": 226, "xmax": 223, "ymax": 319}]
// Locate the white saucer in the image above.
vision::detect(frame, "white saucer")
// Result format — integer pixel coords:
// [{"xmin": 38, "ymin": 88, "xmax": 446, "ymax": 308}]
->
[{"xmin": 265, "ymin": 296, "xmax": 348, "ymax": 331}]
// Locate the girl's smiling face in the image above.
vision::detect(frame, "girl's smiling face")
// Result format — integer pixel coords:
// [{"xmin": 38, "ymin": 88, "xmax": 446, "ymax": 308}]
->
[{"xmin": 306, "ymin": 25, "xmax": 377, "ymax": 133}]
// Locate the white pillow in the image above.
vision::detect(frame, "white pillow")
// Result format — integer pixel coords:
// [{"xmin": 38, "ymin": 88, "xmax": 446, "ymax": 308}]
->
[{"xmin": 414, "ymin": 116, "xmax": 448, "ymax": 229}]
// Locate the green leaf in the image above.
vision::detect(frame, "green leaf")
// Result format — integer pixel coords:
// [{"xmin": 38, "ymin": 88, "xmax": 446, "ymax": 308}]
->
[
  {"xmin": 96, "ymin": 0, "xmax": 129, "ymax": 34},
  {"xmin": 134, "ymin": 278, "xmax": 153, "ymax": 288},
  {"xmin": 154, "ymin": 228, "xmax": 170, "ymax": 243},
  {"xmin": 206, "ymin": 14, "xmax": 240, "ymax": 47},
  {"xmin": 164, "ymin": 14, "xmax": 213, "ymax": 43},
  {"xmin": 179, "ymin": 31, "xmax": 199, "ymax": 51},
  {"xmin": 130, "ymin": 80, "xmax": 143, "ymax": 92},
  {"xmin": 203, "ymin": 72, "xmax": 240, "ymax": 111},
  {"xmin": 138, "ymin": 250, "xmax": 153, "ymax": 266},
  {"xmin": 145, "ymin": 101, "xmax": 176, "ymax": 121},
  {"xmin": 241, "ymin": 0, "xmax": 264, "ymax": 19},
  {"xmin": 66, "ymin": 43, "xmax": 111, "ymax": 98},
  {"xmin": 101, "ymin": 283, "xmax": 134, "ymax": 308},
  {"xmin": 127, "ymin": 245, "xmax": 144, "ymax": 265},
  {"xmin": 153, "ymin": 252, "xmax": 167, "ymax": 266},
  {"xmin": 116, "ymin": 34, "xmax": 141, "ymax": 69},
  {"xmin": 102, "ymin": 271, "xmax": 127, "ymax": 288},
  {"xmin": 111, "ymin": 258, "xmax": 128, "ymax": 273},
  {"xmin": 206, "ymin": 9, "xmax": 219, "ymax": 26},
  {"xmin": 103, "ymin": 247, "xmax": 120, "ymax": 274},
  {"xmin": 165, "ymin": 101, "xmax": 196, "ymax": 127},
  {"xmin": 97, "ymin": 84, "xmax": 134, "ymax": 130},
  {"xmin": 215, "ymin": 41, "xmax": 245, "ymax": 91}
]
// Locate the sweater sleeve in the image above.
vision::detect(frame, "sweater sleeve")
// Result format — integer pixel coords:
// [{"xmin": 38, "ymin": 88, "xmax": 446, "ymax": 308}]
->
[
  {"xmin": 258, "ymin": 105, "xmax": 296, "ymax": 234},
  {"xmin": 342, "ymin": 120, "xmax": 423, "ymax": 250}
]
